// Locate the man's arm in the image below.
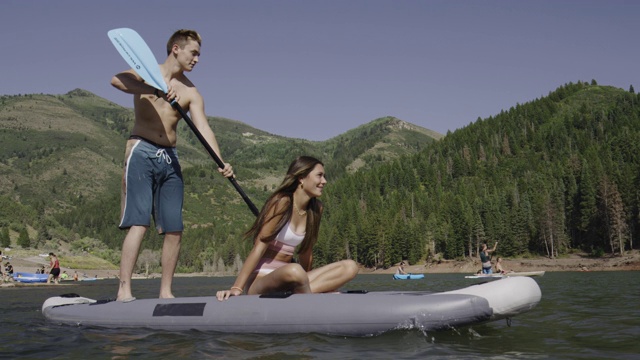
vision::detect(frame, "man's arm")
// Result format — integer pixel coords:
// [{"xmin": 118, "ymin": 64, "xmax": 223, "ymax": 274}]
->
[
  {"xmin": 111, "ymin": 69, "xmax": 157, "ymax": 95},
  {"xmin": 188, "ymin": 91, "xmax": 233, "ymax": 177}
]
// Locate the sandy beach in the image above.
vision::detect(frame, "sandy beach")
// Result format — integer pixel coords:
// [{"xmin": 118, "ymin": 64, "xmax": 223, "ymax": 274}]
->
[
  {"xmin": 364, "ymin": 250, "xmax": 640, "ymax": 275},
  {"xmin": 3, "ymin": 250, "xmax": 639, "ymax": 287}
]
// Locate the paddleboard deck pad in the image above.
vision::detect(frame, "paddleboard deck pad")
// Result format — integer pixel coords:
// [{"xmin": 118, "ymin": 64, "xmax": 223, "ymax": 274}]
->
[{"xmin": 42, "ymin": 277, "xmax": 541, "ymax": 336}]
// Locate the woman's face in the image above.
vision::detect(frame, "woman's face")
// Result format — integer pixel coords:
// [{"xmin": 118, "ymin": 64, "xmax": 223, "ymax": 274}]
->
[{"xmin": 301, "ymin": 164, "xmax": 327, "ymax": 198}]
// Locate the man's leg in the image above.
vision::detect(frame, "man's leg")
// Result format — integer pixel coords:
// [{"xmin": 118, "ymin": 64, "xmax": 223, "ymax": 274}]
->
[
  {"xmin": 117, "ymin": 225, "xmax": 147, "ymax": 301},
  {"xmin": 159, "ymin": 231, "xmax": 182, "ymax": 299}
]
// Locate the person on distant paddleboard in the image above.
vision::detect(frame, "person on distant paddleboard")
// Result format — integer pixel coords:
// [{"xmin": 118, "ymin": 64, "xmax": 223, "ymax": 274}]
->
[
  {"xmin": 216, "ymin": 156, "xmax": 359, "ymax": 301},
  {"xmin": 111, "ymin": 29, "xmax": 234, "ymax": 302},
  {"xmin": 480, "ymin": 242, "xmax": 498, "ymax": 274},
  {"xmin": 495, "ymin": 257, "xmax": 511, "ymax": 274},
  {"xmin": 396, "ymin": 261, "xmax": 407, "ymax": 275}
]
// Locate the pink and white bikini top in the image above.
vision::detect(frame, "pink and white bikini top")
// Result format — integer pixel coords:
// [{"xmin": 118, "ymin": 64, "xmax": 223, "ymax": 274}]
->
[{"xmin": 267, "ymin": 220, "xmax": 305, "ymax": 256}]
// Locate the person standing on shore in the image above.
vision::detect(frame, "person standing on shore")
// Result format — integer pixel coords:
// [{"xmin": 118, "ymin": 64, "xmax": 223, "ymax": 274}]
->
[
  {"xmin": 47, "ymin": 252, "xmax": 60, "ymax": 284},
  {"xmin": 111, "ymin": 29, "xmax": 234, "ymax": 302},
  {"xmin": 216, "ymin": 156, "xmax": 358, "ymax": 301},
  {"xmin": 480, "ymin": 242, "xmax": 498, "ymax": 274}
]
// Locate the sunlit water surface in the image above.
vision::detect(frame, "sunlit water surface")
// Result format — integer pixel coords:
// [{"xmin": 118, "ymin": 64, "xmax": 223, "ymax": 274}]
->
[{"xmin": 1, "ymin": 272, "xmax": 638, "ymax": 359}]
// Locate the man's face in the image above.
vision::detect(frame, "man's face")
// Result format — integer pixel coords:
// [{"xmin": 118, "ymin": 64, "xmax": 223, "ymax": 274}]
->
[{"xmin": 175, "ymin": 40, "xmax": 200, "ymax": 72}]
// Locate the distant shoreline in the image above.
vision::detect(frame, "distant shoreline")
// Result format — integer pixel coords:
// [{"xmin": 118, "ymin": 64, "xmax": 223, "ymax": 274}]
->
[
  {"xmin": 362, "ymin": 250, "xmax": 640, "ymax": 275},
  {"xmin": 3, "ymin": 250, "xmax": 638, "ymax": 285}
]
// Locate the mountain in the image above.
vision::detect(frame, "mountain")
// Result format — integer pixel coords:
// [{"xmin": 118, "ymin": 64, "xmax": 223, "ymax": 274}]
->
[
  {"xmin": 10, "ymin": 82, "xmax": 636, "ymax": 274},
  {"xmin": 0, "ymin": 89, "xmax": 440, "ymax": 271},
  {"xmin": 316, "ymin": 81, "xmax": 640, "ymax": 269}
]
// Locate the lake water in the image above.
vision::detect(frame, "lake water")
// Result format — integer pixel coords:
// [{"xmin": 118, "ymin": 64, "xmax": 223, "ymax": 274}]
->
[{"xmin": 1, "ymin": 272, "xmax": 638, "ymax": 359}]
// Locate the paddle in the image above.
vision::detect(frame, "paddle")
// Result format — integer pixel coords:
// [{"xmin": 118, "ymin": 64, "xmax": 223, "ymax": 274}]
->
[{"xmin": 107, "ymin": 28, "xmax": 259, "ymax": 216}]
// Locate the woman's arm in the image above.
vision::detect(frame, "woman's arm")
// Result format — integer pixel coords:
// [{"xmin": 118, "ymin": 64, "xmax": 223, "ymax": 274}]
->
[
  {"xmin": 298, "ymin": 202, "xmax": 323, "ymax": 271},
  {"xmin": 216, "ymin": 198, "xmax": 286, "ymax": 300},
  {"xmin": 298, "ymin": 247, "xmax": 313, "ymax": 272},
  {"xmin": 227, "ymin": 240, "xmax": 268, "ymax": 291}
]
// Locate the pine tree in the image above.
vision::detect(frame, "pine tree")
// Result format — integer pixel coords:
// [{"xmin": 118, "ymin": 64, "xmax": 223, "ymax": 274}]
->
[
  {"xmin": 18, "ymin": 227, "xmax": 30, "ymax": 248},
  {"xmin": 0, "ymin": 228, "xmax": 10, "ymax": 248},
  {"xmin": 599, "ymin": 177, "xmax": 627, "ymax": 255}
]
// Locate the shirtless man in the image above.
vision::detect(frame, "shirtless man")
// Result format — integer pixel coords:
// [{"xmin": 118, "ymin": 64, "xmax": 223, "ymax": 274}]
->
[{"xmin": 111, "ymin": 29, "xmax": 233, "ymax": 302}]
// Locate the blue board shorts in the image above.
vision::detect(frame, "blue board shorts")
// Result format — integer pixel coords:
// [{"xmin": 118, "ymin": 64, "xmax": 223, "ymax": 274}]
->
[{"xmin": 119, "ymin": 137, "xmax": 184, "ymax": 234}]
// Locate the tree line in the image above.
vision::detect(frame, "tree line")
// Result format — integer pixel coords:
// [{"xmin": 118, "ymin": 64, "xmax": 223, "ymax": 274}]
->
[
  {"xmin": 314, "ymin": 81, "xmax": 640, "ymax": 269},
  {"xmin": 5, "ymin": 81, "xmax": 638, "ymax": 273}
]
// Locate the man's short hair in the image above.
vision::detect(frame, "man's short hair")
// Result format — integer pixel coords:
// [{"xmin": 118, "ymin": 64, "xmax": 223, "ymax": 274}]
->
[{"xmin": 167, "ymin": 29, "xmax": 202, "ymax": 55}]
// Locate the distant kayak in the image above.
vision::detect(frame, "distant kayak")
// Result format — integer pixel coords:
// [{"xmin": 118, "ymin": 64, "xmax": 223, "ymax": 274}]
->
[
  {"xmin": 393, "ymin": 273, "xmax": 425, "ymax": 280},
  {"xmin": 504, "ymin": 271, "xmax": 545, "ymax": 277},
  {"xmin": 465, "ymin": 274, "xmax": 504, "ymax": 279},
  {"xmin": 465, "ymin": 271, "xmax": 545, "ymax": 279},
  {"xmin": 13, "ymin": 272, "xmax": 49, "ymax": 283}
]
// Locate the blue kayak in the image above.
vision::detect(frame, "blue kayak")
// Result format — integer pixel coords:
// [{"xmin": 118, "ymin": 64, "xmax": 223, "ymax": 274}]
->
[
  {"xmin": 13, "ymin": 272, "xmax": 49, "ymax": 283},
  {"xmin": 393, "ymin": 273, "xmax": 425, "ymax": 280}
]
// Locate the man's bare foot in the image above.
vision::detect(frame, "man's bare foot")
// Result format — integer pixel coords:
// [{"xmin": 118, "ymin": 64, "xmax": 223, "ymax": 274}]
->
[{"xmin": 116, "ymin": 291, "xmax": 134, "ymax": 302}]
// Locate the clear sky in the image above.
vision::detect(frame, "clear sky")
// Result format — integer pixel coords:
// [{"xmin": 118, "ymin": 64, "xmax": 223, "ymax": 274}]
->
[{"xmin": 2, "ymin": 0, "xmax": 638, "ymax": 141}]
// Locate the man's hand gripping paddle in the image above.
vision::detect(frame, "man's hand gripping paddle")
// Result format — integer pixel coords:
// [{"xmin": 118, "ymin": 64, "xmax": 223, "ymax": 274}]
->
[{"xmin": 108, "ymin": 28, "xmax": 259, "ymax": 216}]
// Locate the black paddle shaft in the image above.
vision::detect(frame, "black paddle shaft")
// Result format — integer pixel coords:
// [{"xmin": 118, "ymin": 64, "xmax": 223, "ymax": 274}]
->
[{"xmin": 172, "ymin": 102, "xmax": 259, "ymax": 217}]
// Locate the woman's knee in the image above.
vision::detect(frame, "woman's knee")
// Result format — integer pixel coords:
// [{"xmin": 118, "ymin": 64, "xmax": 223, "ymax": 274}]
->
[
  {"xmin": 280, "ymin": 263, "xmax": 309, "ymax": 285},
  {"xmin": 341, "ymin": 260, "xmax": 359, "ymax": 279}
]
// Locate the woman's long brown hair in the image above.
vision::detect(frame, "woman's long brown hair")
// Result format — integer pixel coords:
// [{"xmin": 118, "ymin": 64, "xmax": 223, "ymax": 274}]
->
[{"xmin": 244, "ymin": 156, "xmax": 324, "ymax": 255}]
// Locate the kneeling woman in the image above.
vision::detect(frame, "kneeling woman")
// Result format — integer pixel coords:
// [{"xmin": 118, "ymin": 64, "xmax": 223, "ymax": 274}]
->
[{"xmin": 217, "ymin": 156, "xmax": 358, "ymax": 300}]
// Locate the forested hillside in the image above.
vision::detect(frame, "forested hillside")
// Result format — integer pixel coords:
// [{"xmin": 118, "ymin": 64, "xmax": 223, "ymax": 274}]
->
[
  {"xmin": 0, "ymin": 89, "xmax": 438, "ymax": 273},
  {"xmin": 316, "ymin": 81, "xmax": 640, "ymax": 269},
  {"xmin": 3, "ymin": 82, "xmax": 637, "ymax": 273}
]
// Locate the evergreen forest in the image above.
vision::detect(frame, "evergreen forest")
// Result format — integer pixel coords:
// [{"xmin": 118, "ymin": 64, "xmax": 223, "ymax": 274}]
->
[
  {"xmin": 316, "ymin": 81, "xmax": 640, "ymax": 269},
  {"xmin": 1, "ymin": 81, "xmax": 638, "ymax": 273}
]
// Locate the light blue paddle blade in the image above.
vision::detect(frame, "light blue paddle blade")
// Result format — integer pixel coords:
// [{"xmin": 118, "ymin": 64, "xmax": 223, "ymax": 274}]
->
[{"xmin": 107, "ymin": 28, "xmax": 168, "ymax": 93}]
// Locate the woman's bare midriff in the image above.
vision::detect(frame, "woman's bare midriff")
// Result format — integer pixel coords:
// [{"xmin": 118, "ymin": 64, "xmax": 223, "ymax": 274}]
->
[{"xmin": 263, "ymin": 248, "xmax": 292, "ymax": 263}]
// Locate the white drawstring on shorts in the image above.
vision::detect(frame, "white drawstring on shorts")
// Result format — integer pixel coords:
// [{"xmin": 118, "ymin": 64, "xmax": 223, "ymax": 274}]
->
[{"xmin": 155, "ymin": 149, "xmax": 172, "ymax": 164}]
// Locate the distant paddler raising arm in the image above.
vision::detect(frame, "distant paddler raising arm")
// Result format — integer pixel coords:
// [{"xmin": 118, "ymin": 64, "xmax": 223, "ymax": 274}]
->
[{"xmin": 480, "ymin": 242, "xmax": 498, "ymax": 274}]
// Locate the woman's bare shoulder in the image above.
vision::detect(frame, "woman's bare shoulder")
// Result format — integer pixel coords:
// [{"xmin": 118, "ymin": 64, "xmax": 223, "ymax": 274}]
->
[{"xmin": 271, "ymin": 194, "xmax": 291, "ymax": 208}]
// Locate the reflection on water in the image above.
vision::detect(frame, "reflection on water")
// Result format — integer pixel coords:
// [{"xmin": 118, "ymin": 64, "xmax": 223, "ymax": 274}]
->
[{"xmin": 1, "ymin": 272, "xmax": 639, "ymax": 359}]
